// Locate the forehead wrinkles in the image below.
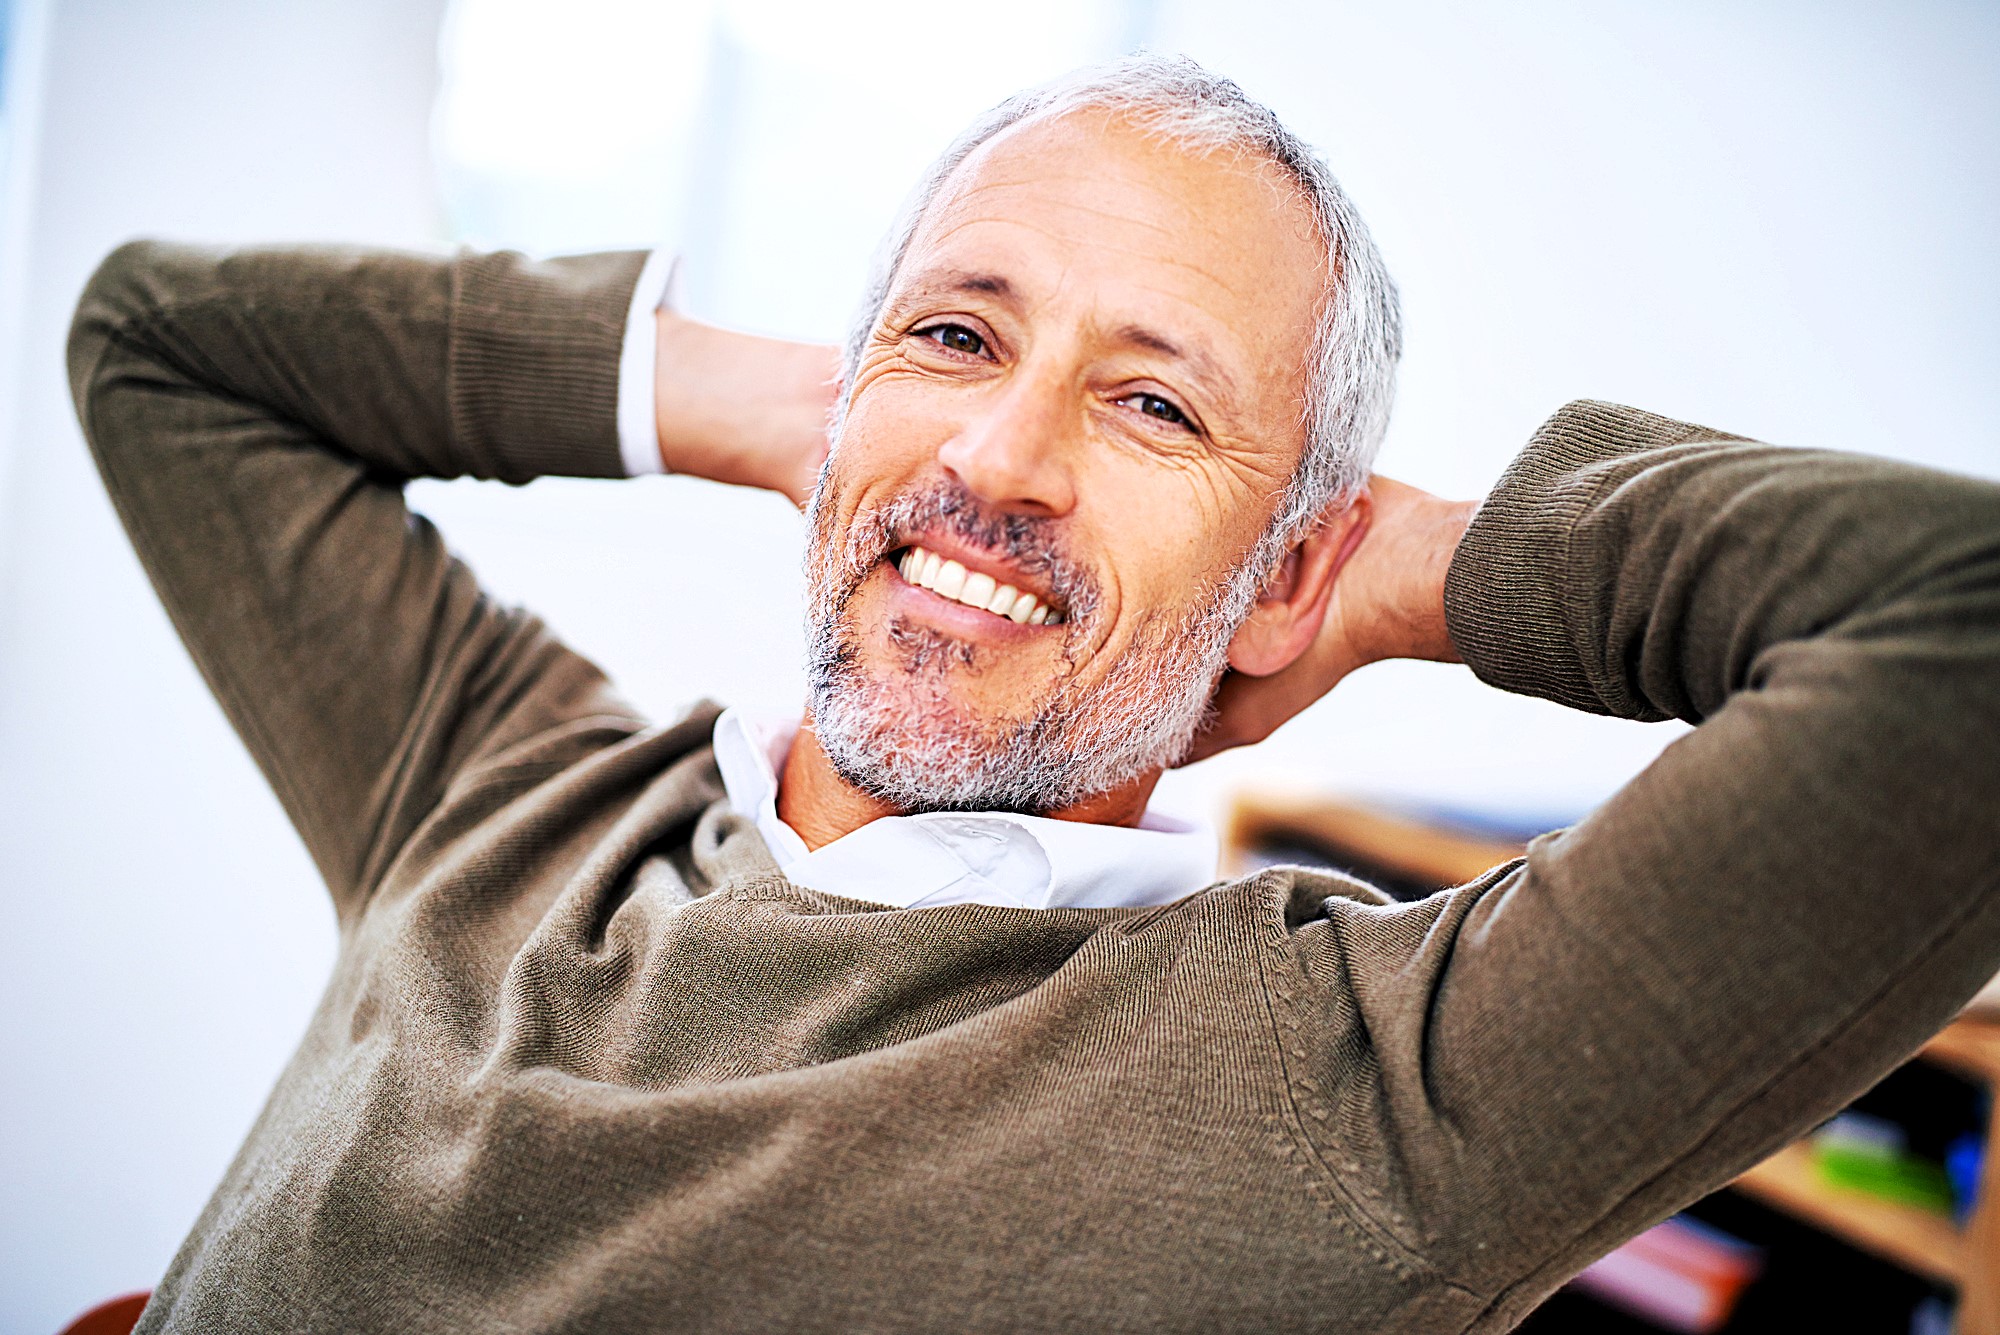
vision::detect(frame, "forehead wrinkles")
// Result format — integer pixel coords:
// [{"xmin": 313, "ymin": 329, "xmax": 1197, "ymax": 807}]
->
[
  {"xmin": 890, "ymin": 112, "xmax": 1327, "ymax": 413},
  {"xmin": 910, "ymin": 209, "xmax": 1248, "ymax": 317},
  {"xmin": 908, "ymin": 168, "xmax": 1261, "ymax": 312}
]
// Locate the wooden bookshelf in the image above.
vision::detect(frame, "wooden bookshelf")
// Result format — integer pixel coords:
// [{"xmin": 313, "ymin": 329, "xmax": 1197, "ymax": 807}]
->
[
  {"xmin": 1731, "ymin": 1141, "xmax": 1963, "ymax": 1284},
  {"xmin": 1923, "ymin": 1018, "xmax": 2000, "ymax": 1088},
  {"xmin": 1222, "ymin": 786, "xmax": 1531, "ymax": 886},
  {"xmin": 1225, "ymin": 789, "xmax": 2000, "ymax": 1331},
  {"xmin": 1727, "ymin": 1020, "xmax": 2000, "ymax": 1328}
]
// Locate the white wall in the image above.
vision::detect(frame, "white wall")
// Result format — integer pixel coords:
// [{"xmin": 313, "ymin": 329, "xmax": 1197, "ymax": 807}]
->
[
  {"xmin": 1141, "ymin": 0, "xmax": 2000, "ymax": 819},
  {"xmin": 0, "ymin": 3, "xmax": 443, "ymax": 1330},
  {"xmin": 0, "ymin": 3, "xmax": 1994, "ymax": 1330}
]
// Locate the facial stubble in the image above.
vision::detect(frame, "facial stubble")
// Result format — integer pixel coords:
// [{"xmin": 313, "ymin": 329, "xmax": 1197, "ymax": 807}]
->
[{"xmin": 803, "ymin": 472, "xmax": 1260, "ymax": 815}]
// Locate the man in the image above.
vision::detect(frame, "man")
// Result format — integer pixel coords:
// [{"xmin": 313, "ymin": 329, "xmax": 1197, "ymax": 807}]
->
[{"xmin": 69, "ymin": 55, "xmax": 2000, "ymax": 1334}]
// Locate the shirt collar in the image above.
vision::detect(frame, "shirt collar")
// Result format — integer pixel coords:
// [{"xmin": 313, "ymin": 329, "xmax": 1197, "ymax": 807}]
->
[{"xmin": 712, "ymin": 707, "xmax": 1217, "ymax": 911}]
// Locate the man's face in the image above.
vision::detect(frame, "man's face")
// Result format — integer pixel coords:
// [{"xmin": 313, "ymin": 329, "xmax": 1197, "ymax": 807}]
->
[{"xmin": 805, "ymin": 108, "xmax": 1328, "ymax": 814}]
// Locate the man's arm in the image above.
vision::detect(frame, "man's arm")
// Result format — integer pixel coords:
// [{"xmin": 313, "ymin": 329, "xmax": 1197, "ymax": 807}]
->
[
  {"xmin": 68, "ymin": 243, "xmax": 829, "ymax": 921},
  {"xmin": 68, "ymin": 243, "xmax": 651, "ymax": 920},
  {"xmin": 1255, "ymin": 402, "xmax": 2000, "ymax": 1313}
]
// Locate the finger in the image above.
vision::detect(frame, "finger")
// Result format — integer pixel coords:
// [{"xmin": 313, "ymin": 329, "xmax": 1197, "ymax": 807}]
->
[{"xmin": 788, "ymin": 438, "xmax": 831, "ymax": 509}]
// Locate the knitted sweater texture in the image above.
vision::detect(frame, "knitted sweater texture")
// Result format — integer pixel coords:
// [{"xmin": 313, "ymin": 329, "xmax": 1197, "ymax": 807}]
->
[{"xmin": 67, "ymin": 243, "xmax": 2000, "ymax": 1333}]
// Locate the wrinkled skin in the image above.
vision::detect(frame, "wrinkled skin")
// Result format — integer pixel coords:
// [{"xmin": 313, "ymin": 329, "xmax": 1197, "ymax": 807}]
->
[
  {"xmin": 786, "ymin": 108, "xmax": 1366, "ymax": 841},
  {"xmin": 650, "ymin": 108, "xmax": 1470, "ymax": 850}
]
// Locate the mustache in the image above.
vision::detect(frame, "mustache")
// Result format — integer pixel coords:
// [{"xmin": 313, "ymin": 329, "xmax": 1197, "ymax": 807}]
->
[{"xmin": 831, "ymin": 477, "xmax": 1102, "ymax": 626}]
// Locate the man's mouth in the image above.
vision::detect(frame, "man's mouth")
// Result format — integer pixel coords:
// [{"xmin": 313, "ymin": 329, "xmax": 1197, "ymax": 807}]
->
[{"xmin": 893, "ymin": 545, "xmax": 1066, "ymax": 626}]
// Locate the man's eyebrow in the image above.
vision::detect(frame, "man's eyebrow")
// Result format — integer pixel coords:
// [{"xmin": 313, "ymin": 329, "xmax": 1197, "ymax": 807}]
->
[
  {"xmin": 1110, "ymin": 323, "xmax": 1239, "ymax": 401},
  {"xmin": 892, "ymin": 269, "xmax": 1020, "ymax": 308}
]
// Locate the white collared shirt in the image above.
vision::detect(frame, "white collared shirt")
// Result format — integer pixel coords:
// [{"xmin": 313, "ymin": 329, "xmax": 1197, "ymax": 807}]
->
[
  {"xmin": 620, "ymin": 260, "xmax": 1216, "ymax": 910},
  {"xmin": 615, "ymin": 248, "xmax": 680, "ymax": 477},
  {"xmin": 711, "ymin": 709, "xmax": 1217, "ymax": 910}
]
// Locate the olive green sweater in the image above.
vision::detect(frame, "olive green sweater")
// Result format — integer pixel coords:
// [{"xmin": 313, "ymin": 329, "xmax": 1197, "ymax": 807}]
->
[{"xmin": 68, "ymin": 242, "xmax": 2000, "ymax": 1334}]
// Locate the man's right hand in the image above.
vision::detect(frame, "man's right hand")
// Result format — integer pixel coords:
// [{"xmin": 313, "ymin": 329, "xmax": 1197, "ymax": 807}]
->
[{"xmin": 654, "ymin": 308, "xmax": 841, "ymax": 507}]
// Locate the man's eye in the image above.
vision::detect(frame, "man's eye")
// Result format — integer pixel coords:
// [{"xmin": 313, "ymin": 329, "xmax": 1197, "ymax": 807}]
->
[
  {"xmin": 1124, "ymin": 392, "xmax": 1190, "ymax": 428},
  {"xmin": 919, "ymin": 323, "xmax": 986, "ymax": 357}
]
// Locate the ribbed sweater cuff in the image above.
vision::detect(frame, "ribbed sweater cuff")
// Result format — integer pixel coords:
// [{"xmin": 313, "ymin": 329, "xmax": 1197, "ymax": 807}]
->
[
  {"xmin": 1441, "ymin": 399, "xmax": 1722, "ymax": 717},
  {"xmin": 449, "ymin": 249, "xmax": 650, "ymax": 484}
]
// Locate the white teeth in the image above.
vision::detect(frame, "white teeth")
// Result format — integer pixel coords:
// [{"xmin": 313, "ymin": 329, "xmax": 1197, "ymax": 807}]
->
[
  {"xmin": 959, "ymin": 571, "xmax": 996, "ymax": 609},
  {"xmin": 897, "ymin": 545, "xmax": 1061, "ymax": 627}
]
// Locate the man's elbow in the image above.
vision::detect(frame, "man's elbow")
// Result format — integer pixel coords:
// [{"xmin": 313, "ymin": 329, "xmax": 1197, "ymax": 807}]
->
[{"xmin": 67, "ymin": 238, "xmax": 214, "ymax": 432}]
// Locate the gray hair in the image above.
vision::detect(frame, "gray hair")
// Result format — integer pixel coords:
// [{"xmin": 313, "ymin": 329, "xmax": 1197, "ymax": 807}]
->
[{"xmin": 836, "ymin": 52, "xmax": 1402, "ymax": 602}]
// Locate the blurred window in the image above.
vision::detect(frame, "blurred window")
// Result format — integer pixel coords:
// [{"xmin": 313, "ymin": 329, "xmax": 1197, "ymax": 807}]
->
[{"xmin": 433, "ymin": 0, "xmax": 1153, "ymax": 338}]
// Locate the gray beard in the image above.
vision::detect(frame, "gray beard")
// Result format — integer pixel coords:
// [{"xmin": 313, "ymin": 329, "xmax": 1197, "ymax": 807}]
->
[{"xmin": 801, "ymin": 472, "xmax": 1264, "ymax": 816}]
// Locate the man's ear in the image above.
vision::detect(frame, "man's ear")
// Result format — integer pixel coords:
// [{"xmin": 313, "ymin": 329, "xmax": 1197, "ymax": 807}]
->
[{"xmin": 1225, "ymin": 487, "xmax": 1373, "ymax": 677}]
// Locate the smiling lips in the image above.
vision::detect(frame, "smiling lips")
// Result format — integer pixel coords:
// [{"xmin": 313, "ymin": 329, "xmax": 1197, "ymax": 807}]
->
[{"xmin": 896, "ymin": 545, "xmax": 1065, "ymax": 626}]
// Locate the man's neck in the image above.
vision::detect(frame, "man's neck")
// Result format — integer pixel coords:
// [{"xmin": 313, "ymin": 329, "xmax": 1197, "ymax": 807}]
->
[{"xmin": 775, "ymin": 715, "xmax": 1163, "ymax": 851}]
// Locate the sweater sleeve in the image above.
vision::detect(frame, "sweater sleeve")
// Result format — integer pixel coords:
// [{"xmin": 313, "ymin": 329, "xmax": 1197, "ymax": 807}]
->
[
  {"xmin": 67, "ymin": 242, "xmax": 654, "ymax": 922},
  {"xmin": 1289, "ymin": 402, "xmax": 2000, "ymax": 1318}
]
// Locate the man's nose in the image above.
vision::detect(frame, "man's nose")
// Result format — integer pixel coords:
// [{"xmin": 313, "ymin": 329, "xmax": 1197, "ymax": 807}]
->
[{"xmin": 935, "ymin": 373, "xmax": 1077, "ymax": 517}]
